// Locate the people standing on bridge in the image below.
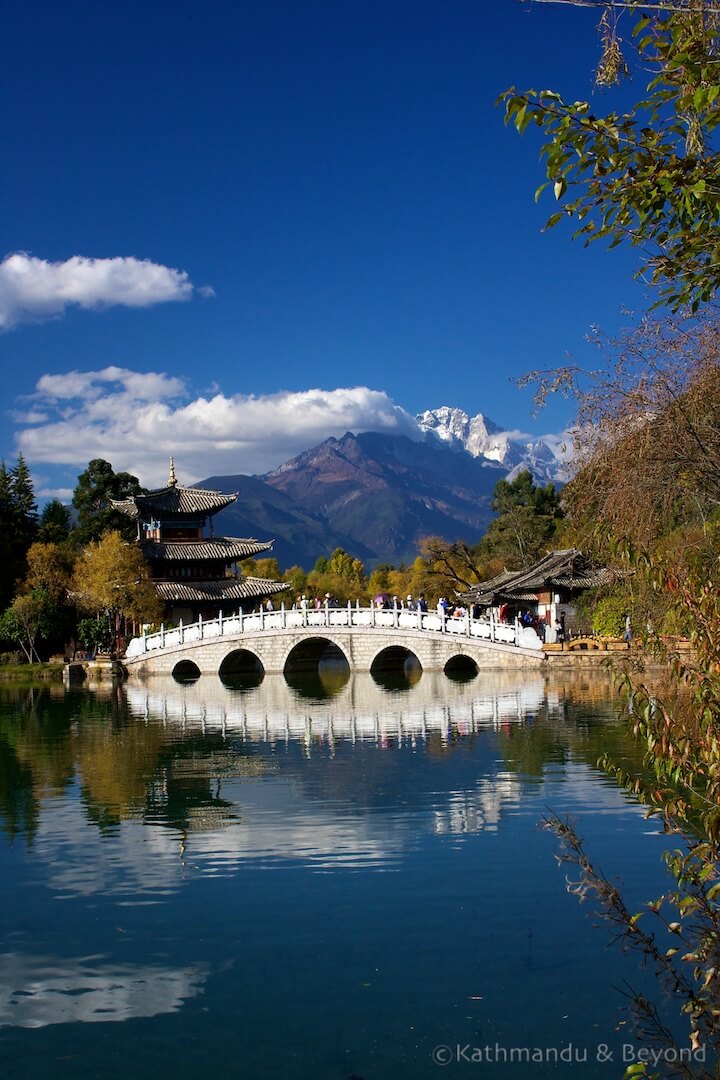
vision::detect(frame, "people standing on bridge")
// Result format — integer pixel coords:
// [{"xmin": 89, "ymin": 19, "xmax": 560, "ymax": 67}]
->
[
  {"xmin": 265, "ymin": 598, "xmax": 274, "ymax": 612},
  {"xmin": 300, "ymin": 595, "xmax": 309, "ymax": 614},
  {"xmin": 406, "ymin": 594, "xmax": 414, "ymax": 610},
  {"xmin": 417, "ymin": 594, "xmax": 428, "ymax": 613}
]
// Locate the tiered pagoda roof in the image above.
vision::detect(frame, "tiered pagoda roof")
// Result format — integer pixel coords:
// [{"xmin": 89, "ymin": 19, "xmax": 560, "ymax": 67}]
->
[
  {"xmin": 140, "ymin": 538, "xmax": 273, "ymax": 562},
  {"xmin": 154, "ymin": 577, "xmax": 290, "ymax": 603},
  {"xmin": 111, "ymin": 485, "xmax": 238, "ymax": 519}
]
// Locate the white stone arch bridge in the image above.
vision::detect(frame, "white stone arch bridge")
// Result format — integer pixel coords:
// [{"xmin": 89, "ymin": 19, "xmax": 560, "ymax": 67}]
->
[{"xmin": 123, "ymin": 605, "xmax": 545, "ymax": 679}]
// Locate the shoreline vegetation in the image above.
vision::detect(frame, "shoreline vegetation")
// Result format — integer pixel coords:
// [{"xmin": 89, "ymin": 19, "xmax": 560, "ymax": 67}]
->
[{"xmin": 0, "ymin": 662, "xmax": 64, "ymax": 681}]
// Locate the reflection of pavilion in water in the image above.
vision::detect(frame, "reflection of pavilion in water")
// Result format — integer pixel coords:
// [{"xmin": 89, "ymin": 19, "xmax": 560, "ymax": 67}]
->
[
  {"xmin": 123, "ymin": 671, "xmax": 552, "ymax": 748},
  {"xmin": 432, "ymin": 773, "xmax": 522, "ymax": 835}
]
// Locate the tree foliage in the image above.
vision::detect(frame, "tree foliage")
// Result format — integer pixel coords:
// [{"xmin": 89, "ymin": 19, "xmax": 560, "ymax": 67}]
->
[
  {"xmin": 0, "ymin": 589, "xmax": 58, "ymax": 663},
  {"xmin": 72, "ymin": 459, "xmax": 143, "ymax": 544},
  {"xmin": 547, "ymin": 558, "xmax": 720, "ymax": 1068},
  {"xmin": 481, "ymin": 469, "xmax": 565, "ymax": 567},
  {"xmin": 71, "ymin": 531, "xmax": 161, "ymax": 625},
  {"xmin": 38, "ymin": 499, "xmax": 72, "ymax": 544},
  {"xmin": 525, "ymin": 310, "xmax": 720, "ymax": 553},
  {"xmin": 502, "ymin": 1, "xmax": 720, "ymax": 310},
  {"xmin": 24, "ymin": 542, "xmax": 75, "ymax": 604}
]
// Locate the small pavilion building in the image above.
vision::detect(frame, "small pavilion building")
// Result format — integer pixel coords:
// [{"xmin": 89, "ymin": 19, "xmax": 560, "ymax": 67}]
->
[
  {"xmin": 458, "ymin": 548, "xmax": 615, "ymax": 634},
  {"xmin": 111, "ymin": 459, "xmax": 288, "ymax": 624}
]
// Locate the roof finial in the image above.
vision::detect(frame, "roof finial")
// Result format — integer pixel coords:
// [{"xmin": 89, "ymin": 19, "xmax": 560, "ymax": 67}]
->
[{"xmin": 168, "ymin": 456, "xmax": 177, "ymax": 488}]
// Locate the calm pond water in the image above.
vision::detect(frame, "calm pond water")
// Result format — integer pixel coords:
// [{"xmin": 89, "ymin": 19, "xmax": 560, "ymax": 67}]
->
[{"xmin": 0, "ymin": 668, "xmax": 686, "ymax": 1078}]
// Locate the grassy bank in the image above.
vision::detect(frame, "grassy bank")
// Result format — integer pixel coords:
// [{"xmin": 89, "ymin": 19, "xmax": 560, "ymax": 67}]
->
[{"xmin": 0, "ymin": 663, "xmax": 65, "ymax": 681}]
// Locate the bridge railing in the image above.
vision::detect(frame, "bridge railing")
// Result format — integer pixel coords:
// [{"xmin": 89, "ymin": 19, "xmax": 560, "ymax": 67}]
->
[{"xmin": 125, "ymin": 603, "xmax": 523, "ymax": 659}]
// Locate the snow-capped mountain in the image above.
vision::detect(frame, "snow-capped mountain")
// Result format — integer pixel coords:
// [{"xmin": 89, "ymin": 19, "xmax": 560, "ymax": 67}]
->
[
  {"xmin": 416, "ymin": 406, "xmax": 519, "ymax": 466},
  {"xmin": 416, "ymin": 406, "xmax": 570, "ymax": 485}
]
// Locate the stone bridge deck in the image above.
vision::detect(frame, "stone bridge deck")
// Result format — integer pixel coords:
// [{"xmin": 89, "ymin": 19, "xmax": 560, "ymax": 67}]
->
[{"xmin": 123, "ymin": 606, "xmax": 545, "ymax": 678}]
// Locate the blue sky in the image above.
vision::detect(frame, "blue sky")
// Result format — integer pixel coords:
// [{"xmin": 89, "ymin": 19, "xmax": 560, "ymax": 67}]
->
[{"xmin": 1, "ymin": 0, "xmax": 647, "ymax": 496}]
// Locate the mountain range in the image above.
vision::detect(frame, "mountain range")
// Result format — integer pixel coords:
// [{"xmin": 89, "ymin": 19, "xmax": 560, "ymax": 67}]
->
[{"xmin": 205, "ymin": 407, "xmax": 570, "ymax": 569}]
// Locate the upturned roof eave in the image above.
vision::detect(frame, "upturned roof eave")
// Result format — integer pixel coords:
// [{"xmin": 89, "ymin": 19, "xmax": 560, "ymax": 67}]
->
[
  {"xmin": 110, "ymin": 484, "xmax": 239, "ymax": 518},
  {"xmin": 458, "ymin": 549, "xmax": 617, "ymax": 604}
]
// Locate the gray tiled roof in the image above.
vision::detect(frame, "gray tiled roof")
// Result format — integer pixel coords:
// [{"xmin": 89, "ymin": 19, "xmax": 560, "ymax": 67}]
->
[
  {"xmin": 111, "ymin": 484, "xmax": 237, "ymax": 518},
  {"xmin": 155, "ymin": 577, "xmax": 289, "ymax": 602},
  {"xmin": 141, "ymin": 538, "xmax": 273, "ymax": 561},
  {"xmin": 458, "ymin": 549, "xmax": 617, "ymax": 604}
]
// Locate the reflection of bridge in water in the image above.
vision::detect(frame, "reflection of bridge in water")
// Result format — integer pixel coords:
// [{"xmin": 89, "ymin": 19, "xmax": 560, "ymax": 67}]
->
[
  {"xmin": 123, "ymin": 671, "xmax": 552, "ymax": 747},
  {"xmin": 124, "ymin": 606, "xmax": 545, "ymax": 680}
]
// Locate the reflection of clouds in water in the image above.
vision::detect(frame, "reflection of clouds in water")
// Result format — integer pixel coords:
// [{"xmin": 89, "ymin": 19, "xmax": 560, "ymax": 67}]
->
[
  {"xmin": 0, "ymin": 953, "xmax": 208, "ymax": 1028},
  {"xmin": 36, "ymin": 800, "xmax": 183, "ymax": 898},
  {"xmin": 123, "ymin": 672, "xmax": 549, "ymax": 744},
  {"xmin": 184, "ymin": 804, "xmax": 400, "ymax": 872},
  {"xmin": 35, "ymin": 779, "xmax": 403, "ymax": 891}
]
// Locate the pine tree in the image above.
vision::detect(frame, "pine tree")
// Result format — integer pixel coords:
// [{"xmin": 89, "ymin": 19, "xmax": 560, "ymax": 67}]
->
[
  {"xmin": 38, "ymin": 499, "xmax": 72, "ymax": 544},
  {"xmin": 10, "ymin": 454, "xmax": 38, "ymax": 543},
  {"xmin": 0, "ymin": 456, "xmax": 38, "ymax": 610}
]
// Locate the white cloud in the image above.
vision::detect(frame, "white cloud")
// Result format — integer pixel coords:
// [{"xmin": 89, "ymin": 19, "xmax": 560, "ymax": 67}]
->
[
  {"xmin": 36, "ymin": 486, "xmax": 74, "ymax": 502},
  {"xmin": 16, "ymin": 369, "xmax": 421, "ymax": 484},
  {"xmin": 0, "ymin": 253, "xmax": 201, "ymax": 329},
  {"xmin": 10, "ymin": 408, "xmax": 49, "ymax": 424}
]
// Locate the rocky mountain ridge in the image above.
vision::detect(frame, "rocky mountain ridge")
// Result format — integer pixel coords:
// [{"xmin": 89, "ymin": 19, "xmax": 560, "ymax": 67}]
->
[{"xmin": 206, "ymin": 406, "xmax": 570, "ymax": 568}]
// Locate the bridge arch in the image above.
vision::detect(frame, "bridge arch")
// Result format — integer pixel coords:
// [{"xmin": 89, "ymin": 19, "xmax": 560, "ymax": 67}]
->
[
  {"xmin": 219, "ymin": 648, "xmax": 265, "ymax": 688},
  {"xmin": 444, "ymin": 653, "xmax": 479, "ymax": 681},
  {"xmin": 172, "ymin": 659, "xmax": 201, "ymax": 682},
  {"xmin": 371, "ymin": 643, "xmax": 423, "ymax": 678},
  {"xmin": 283, "ymin": 636, "xmax": 351, "ymax": 699},
  {"xmin": 282, "ymin": 636, "xmax": 350, "ymax": 674}
]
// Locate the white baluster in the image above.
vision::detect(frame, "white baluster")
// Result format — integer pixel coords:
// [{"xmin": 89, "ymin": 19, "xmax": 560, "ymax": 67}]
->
[
  {"xmin": 179, "ymin": 619, "xmax": 184, "ymax": 644},
  {"xmin": 199, "ymin": 613, "xmax": 203, "ymax": 639}
]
